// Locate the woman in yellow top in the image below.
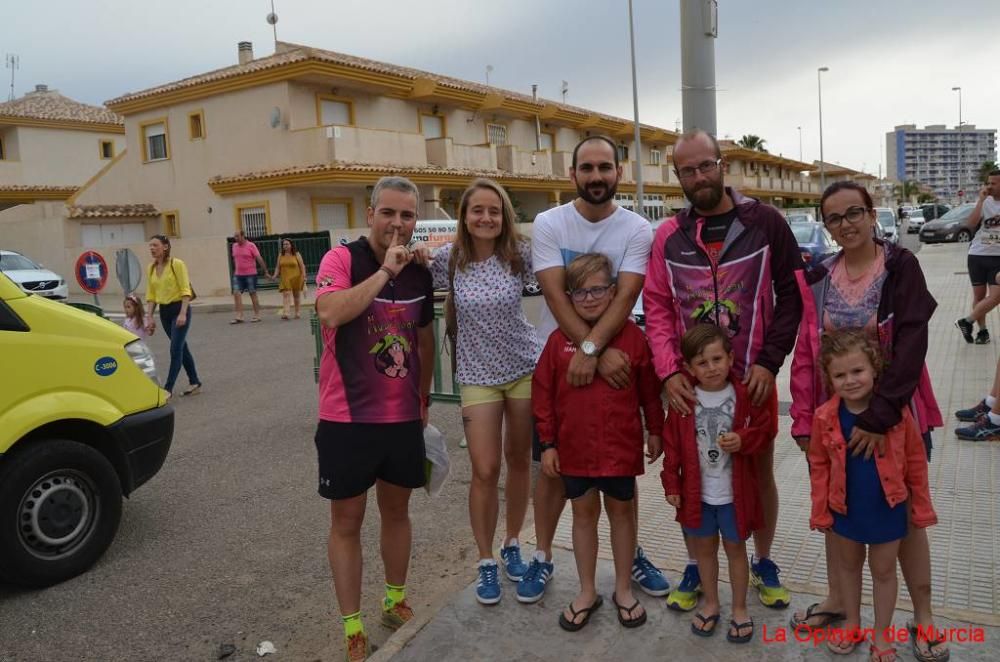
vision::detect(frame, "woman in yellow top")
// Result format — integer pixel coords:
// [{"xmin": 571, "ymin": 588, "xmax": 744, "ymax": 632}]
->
[
  {"xmin": 271, "ymin": 238, "xmax": 307, "ymax": 320},
  {"xmin": 145, "ymin": 234, "xmax": 202, "ymax": 399}
]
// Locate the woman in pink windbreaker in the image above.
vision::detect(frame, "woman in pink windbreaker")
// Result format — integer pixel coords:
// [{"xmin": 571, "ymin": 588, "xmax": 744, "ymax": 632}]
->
[{"xmin": 789, "ymin": 182, "xmax": 948, "ymax": 662}]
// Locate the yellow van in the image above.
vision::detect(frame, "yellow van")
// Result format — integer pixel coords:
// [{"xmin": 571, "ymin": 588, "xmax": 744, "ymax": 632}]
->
[{"xmin": 0, "ymin": 272, "xmax": 173, "ymax": 587}]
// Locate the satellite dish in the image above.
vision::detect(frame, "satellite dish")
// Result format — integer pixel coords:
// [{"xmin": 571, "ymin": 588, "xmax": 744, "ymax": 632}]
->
[
  {"xmin": 270, "ymin": 106, "xmax": 281, "ymax": 128},
  {"xmin": 115, "ymin": 248, "xmax": 143, "ymax": 295}
]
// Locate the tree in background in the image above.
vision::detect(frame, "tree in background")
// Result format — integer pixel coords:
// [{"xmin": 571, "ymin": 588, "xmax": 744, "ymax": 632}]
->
[
  {"xmin": 980, "ymin": 160, "xmax": 999, "ymax": 183},
  {"xmin": 895, "ymin": 179, "xmax": 921, "ymax": 203},
  {"xmin": 737, "ymin": 134, "xmax": 768, "ymax": 152}
]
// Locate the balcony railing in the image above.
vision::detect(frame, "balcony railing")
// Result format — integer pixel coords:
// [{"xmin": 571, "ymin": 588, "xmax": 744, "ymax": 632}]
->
[
  {"xmin": 325, "ymin": 125, "xmax": 427, "ymax": 167},
  {"xmin": 496, "ymin": 145, "xmax": 552, "ymax": 177},
  {"xmin": 425, "ymin": 138, "xmax": 497, "ymax": 171}
]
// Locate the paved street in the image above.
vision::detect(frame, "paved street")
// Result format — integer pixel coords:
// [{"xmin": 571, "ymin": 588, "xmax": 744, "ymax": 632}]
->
[{"xmin": 0, "ymin": 306, "xmax": 480, "ymax": 662}]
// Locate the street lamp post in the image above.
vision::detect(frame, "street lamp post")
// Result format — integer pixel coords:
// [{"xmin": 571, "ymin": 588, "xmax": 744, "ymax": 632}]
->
[
  {"xmin": 952, "ymin": 86, "xmax": 962, "ymax": 204},
  {"xmin": 627, "ymin": 0, "xmax": 644, "ymax": 218},
  {"xmin": 818, "ymin": 67, "xmax": 829, "ymax": 191},
  {"xmin": 797, "ymin": 125, "xmax": 802, "ymax": 162}
]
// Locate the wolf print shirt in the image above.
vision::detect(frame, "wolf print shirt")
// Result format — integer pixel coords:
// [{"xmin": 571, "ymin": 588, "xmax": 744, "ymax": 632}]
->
[{"xmin": 694, "ymin": 384, "xmax": 735, "ymax": 505}]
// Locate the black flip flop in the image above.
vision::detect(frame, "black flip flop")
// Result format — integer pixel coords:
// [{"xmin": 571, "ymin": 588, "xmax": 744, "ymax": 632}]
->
[
  {"xmin": 789, "ymin": 602, "xmax": 846, "ymax": 629},
  {"xmin": 727, "ymin": 618, "xmax": 754, "ymax": 644},
  {"xmin": 558, "ymin": 595, "xmax": 603, "ymax": 632},
  {"xmin": 612, "ymin": 593, "xmax": 647, "ymax": 628},
  {"xmin": 690, "ymin": 612, "xmax": 720, "ymax": 637},
  {"xmin": 907, "ymin": 621, "xmax": 951, "ymax": 662}
]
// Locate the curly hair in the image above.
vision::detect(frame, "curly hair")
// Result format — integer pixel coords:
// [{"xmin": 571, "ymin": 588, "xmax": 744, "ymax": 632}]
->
[{"xmin": 819, "ymin": 328, "xmax": 883, "ymax": 391}]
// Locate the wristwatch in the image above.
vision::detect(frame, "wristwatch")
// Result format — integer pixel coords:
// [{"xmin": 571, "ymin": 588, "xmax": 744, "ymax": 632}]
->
[{"xmin": 580, "ymin": 340, "xmax": 600, "ymax": 357}]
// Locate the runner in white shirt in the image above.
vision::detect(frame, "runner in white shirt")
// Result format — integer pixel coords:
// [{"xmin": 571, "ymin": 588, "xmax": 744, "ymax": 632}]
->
[
  {"xmin": 517, "ymin": 135, "xmax": 668, "ymax": 611},
  {"xmin": 955, "ymin": 170, "xmax": 1000, "ymax": 344}
]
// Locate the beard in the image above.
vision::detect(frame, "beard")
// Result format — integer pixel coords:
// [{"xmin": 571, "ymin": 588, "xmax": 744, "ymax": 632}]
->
[
  {"xmin": 577, "ymin": 179, "xmax": 618, "ymax": 205},
  {"xmin": 682, "ymin": 178, "xmax": 725, "ymax": 212}
]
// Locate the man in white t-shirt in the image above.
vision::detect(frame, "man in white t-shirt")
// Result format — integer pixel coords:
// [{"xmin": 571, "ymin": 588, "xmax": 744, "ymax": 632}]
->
[
  {"xmin": 517, "ymin": 135, "xmax": 669, "ymax": 604},
  {"xmin": 956, "ymin": 171, "xmax": 1000, "ymax": 345}
]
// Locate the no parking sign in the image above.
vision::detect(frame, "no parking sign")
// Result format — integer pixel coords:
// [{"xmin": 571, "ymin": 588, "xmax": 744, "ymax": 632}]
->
[{"xmin": 76, "ymin": 251, "xmax": 108, "ymax": 294}]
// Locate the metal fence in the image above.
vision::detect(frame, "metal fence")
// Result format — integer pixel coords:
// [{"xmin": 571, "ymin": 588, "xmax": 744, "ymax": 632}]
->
[{"xmin": 227, "ymin": 232, "xmax": 331, "ymax": 290}]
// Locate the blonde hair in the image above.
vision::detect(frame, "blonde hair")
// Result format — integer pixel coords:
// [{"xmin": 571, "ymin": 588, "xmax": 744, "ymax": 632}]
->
[
  {"xmin": 451, "ymin": 178, "xmax": 524, "ymax": 275},
  {"xmin": 565, "ymin": 253, "xmax": 613, "ymax": 291},
  {"xmin": 820, "ymin": 328, "xmax": 883, "ymax": 391}
]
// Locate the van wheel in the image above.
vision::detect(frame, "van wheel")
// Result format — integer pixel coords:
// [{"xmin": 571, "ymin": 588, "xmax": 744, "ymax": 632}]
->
[{"xmin": 0, "ymin": 440, "xmax": 122, "ymax": 588}]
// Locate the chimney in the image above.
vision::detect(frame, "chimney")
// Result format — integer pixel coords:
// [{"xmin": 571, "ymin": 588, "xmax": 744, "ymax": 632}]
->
[
  {"xmin": 34, "ymin": 84, "xmax": 48, "ymax": 93},
  {"xmin": 238, "ymin": 41, "xmax": 253, "ymax": 65}
]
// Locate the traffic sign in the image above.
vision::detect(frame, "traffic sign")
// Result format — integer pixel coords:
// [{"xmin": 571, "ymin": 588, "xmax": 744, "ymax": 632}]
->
[
  {"xmin": 76, "ymin": 251, "xmax": 109, "ymax": 294},
  {"xmin": 115, "ymin": 248, "xmax": 143, "ymax": 294}
]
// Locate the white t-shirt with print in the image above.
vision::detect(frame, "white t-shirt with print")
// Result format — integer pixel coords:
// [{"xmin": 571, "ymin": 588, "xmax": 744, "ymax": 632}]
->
[
  {"xmin": 694, "ymin": 384, "xmax": 735, "ymax": 505},
  {"xmin": 531, "ymin": 201, "xmax": 653, "ymax": 343},
  {"xmin": 967, "ymin": 197, "xmax": 1000, "ymax": 256}
]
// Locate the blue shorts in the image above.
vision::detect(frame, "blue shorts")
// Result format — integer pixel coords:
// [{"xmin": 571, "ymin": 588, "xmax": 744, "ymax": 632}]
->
[
  {"xmin": 682, "ymin": 502, "xmax": 744, "ymax": 543},
  {"xmin": 233, "ymin": 274, "xmax": 258, "ymax": 293}
]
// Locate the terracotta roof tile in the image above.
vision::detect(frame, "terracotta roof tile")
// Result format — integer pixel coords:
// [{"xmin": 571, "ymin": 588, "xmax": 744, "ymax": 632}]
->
[
  {"xmin": 210, "ymin": 160, "xmax": 567, "ymax": 186},
  {"xmin": 0, "ymin": 184, "xmax": 79, "ymax": 192},
  {"xmin": 107, "ymin": 41, "xmax": 663, "ymax": 132},
  {"xmin": 0, "ymin": 89, "xmax": 122, "ymax": 125},
  {"xmin": 67, "ymin": 203, "xmax": 160, "ymax": 219}
]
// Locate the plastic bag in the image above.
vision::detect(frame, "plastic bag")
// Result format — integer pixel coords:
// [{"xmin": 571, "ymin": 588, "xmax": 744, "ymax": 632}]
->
[{"xmin": 423, "ymin": 424, "xmax": 450, "ymax": 497}]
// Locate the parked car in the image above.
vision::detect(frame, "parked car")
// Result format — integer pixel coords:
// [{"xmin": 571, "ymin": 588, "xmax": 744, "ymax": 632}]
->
[
  {"xmin": 920, "ymin": 203, "xmax": 950, "ymax": 221},
  {"xmin": 0, "ymin": 272, "xmax": 173, "ymax": 587},
  {"xmin": 0, "ymin": 250, "xmax": 69, "ymax": 300},
  {"xmin": 919, "ymin": 203, "xmax": 977, "ymax": 244},
  {"xmin": 874, "ymin": 208, "xmax": 898, "ymax": 243},
  {"xmin": 785, "ymin": 211, "xmax": 817, "ymax": 224},
  {"xmin": 790, "ymin": 222, "xmax": 838, "ymax": 269},
  {"xmin": 905, "ymin": 209, "xmax": 926, "ymax": 233}
]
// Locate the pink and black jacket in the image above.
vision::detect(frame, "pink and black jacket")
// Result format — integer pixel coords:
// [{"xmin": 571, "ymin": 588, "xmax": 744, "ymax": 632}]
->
[
  {"xmin": 790, "ymin": 239, "xmax": 942, "ymax": 438},
  {"xmin": 644, "ymin": 188, "xmax": 807, "ymax": 381}
]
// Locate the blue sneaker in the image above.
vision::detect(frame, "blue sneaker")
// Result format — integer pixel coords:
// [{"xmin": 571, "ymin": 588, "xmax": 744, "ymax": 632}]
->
[
  {"xmin": 956, "ymin": 416, "xmax": 1000, "ymax": 441},
  {"xmin": 475, "ymin": 561, "xmax": 501, "ymax": 605},
  {"xmin": 955, "ymin": 400, "xmax": 989, "ymax": 423},
  {"xmin": 631, "ymin": 546, "xmax": 670, "ymax": 597},
  {"xmin": 750, "ymin": 557, "xmax": 790, "ymax": 609},
  {"xmin": 666, "ymin": 563, "xmax": 702, "ymax": 611},
  {"xmin": 516, "ymin": 552, "xmax": 553, "ymax": 603},
  {"xmin": 499, "ymin": 541, "xmax": 528, "ymax": 581}
]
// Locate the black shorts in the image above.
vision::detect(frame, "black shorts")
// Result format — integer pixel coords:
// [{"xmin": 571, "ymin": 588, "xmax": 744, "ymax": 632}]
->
[
  {"xmin": 561, "ymin": 475, "xmax": 636, "ymax": 501},
  {"xmin": 967, "ymin": 254, "xmax": 1000, "ymax": 286},
  {"xmin": 314, "ymin": 420, "xmax": 425, "ymax": 500}
]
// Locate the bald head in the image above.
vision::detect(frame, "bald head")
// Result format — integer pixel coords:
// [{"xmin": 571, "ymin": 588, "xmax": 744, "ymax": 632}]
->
[{"xmin": 673, "ymin": 130, "xmax": 722, "ymax": 163}]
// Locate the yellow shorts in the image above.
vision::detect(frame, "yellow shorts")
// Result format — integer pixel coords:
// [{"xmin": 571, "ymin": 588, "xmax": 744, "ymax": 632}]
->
[{"xmin": 460, "ymin": 373, "xmax": 533, "ymax": 408}]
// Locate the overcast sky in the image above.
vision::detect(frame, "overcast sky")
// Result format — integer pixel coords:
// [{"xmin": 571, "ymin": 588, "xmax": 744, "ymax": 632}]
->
[{"xmin": 5, "ymin": 0, "xmax": 998, "ymax": 176}]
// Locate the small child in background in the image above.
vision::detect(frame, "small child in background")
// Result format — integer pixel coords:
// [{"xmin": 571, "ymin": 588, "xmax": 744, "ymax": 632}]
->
[
  {"xmin": 122, "ymin": 294, "xmax": 147, "ymax": 338},
  {"xmin": 808, "ymin": 329, "xmax": 936, "ymax": 659},
  {"xmin": 661, "ymin": 323, "xmax": 771, "ymax": 644},
  {"xmin": 532, "ymin": 252, "xmax": 664, "ymax": 632}
]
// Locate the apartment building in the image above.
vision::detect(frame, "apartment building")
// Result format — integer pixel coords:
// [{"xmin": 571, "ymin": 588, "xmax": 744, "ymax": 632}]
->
[
  {"xmin": 2, "ymin": 42, "xmax": 821, "ymax": 296},
  {"xmin": 886, "ymin": 123, "xmax": 997, "ymax": 203},
  {"xmin": 0, "ymin": 85, "xmax": 126, "ymax": 265}
]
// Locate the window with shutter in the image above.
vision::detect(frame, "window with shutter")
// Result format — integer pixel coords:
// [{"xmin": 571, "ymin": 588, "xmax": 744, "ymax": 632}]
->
[
  {"xmin": 318, "ymin": 96, "xmax": 354, "ymax": 126},
  {"xmin": 239, "ymin": 205, "xmax": 269, "ymax": 237},
  {"xmin": 487, "ymin": 123, "xmax": 508, "ymax": 146},
  {"xmin": 142, "ymin": 121, "xmax": 169, "ymax": 161}
]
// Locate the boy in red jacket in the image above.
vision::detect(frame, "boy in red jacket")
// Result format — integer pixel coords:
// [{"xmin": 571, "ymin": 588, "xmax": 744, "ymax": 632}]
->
[
  {"xmin": 662, "ymin": 324, "xmax": 771, "ymax": 644},
  {"xmin": 533, "ymin": 253, "xmax": 664, "ymax": 632}
]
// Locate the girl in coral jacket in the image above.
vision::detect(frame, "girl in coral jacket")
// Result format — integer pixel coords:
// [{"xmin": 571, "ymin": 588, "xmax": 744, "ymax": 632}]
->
[
  {"xmin": 532, "ymin": 253, "xmax": 664, "ymax": 633},
  {"xmin": 809, "ymin": 330, "xmax": 936, "ymax": 662},
  {"xmin": 661, "ymin": 323, "xmax": 773, "ymax": 644}
]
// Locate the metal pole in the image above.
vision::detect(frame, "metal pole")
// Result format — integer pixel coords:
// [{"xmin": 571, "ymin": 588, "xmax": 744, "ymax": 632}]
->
[
  {"xmin": 953, "ymin": 86, "xmax": 962, "ymax": 203},
  {"xmin": 797, "ymin": 126, "xmax": 802, "ymax": 162},
  {"xmin": 679, "ymin": 0, "xmax": 718, "ymax": 134},
  {"xmin": 818, "ymin": 67, "xmax": 829, "ymax": 191},
  {"xmin": 628, "ymin": 0, "xmax": 644, "ymax": 217}
]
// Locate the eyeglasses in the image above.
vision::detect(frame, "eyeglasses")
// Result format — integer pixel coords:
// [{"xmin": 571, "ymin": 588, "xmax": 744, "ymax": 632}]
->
[
  {"xmin": 569, "ymin": 284, "xmax": 613, "ymax": 302},
  {"xmin": 823, "ymin": 206, "xmax": 871, "ymax": 228},
  {"xmin": 676, "ymin": 158, "xmax": 722, "ymax": 180}
]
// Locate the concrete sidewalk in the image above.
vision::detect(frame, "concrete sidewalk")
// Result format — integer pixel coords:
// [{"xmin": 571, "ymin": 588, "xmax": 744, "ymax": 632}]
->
[{"xmin": 374, "ymin": 241, "xmax": 1000, "ymax": 661}]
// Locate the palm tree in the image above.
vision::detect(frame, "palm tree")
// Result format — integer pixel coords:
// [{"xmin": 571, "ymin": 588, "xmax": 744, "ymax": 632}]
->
[
  {"xmin": 979, "ymin": 160, "xmax": 999, "ymax": 183},
  {"xmin": 737, "ymin": 134, "xmax": 768, "ymax": 152},
  {"xmin": 895, "ymin": 179, "xmax": 920, "ymax": 204}
]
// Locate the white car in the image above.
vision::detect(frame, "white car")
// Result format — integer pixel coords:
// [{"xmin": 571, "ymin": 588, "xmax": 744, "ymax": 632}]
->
[
  {"xmin": 0, "ymin": 250, "xmax": 69, "ymax": 300},
  {"xmin": 874, "ymin": 208, "xmax": 898, "ymax": 243},
  {"xmin": 905, "ymin": 209, "xmax": 926, "ymax": 234}
]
